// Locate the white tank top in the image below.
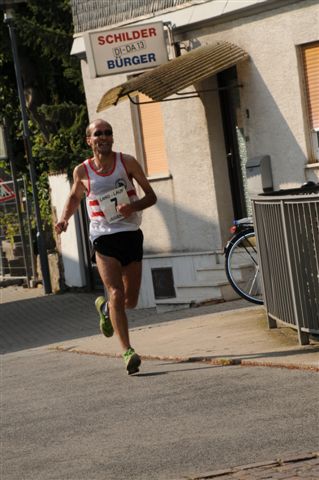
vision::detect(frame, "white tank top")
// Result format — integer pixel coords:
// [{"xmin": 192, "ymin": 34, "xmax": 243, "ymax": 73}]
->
[{"xmin": 83, "ymin": 152, "xmax": 142, "ymax": 241}]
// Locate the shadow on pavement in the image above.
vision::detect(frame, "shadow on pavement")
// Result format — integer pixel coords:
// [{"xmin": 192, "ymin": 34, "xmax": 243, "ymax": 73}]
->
[
  {"xmin": 1, "ymin": 290, "xmax": 250, "ymax": 354},
  {"xmin": 1, "ymin": 293, "xmax": 100, "ymax": 354}
]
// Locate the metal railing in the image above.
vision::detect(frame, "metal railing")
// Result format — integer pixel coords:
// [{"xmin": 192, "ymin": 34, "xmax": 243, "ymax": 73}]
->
[
  {"xmin": 252, "ymin": 187, "xmax": 319, "ymax": 345},
  {"xmin": 0, "ymin": 179, "xmax": 34, "ymax": 286}
]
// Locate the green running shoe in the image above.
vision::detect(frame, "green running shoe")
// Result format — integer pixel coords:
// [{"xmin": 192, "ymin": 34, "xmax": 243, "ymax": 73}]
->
[
  {"xmin": 95, "ymin": 296, "xmax": 114, "ymax": 338},
  {"xmin": 123, "ymin": 348, "xmax": 141, "ymax": 375}
]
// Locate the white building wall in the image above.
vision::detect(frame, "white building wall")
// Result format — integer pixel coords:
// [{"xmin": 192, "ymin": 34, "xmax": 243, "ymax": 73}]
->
[
  {"xmin": 178, "ymin": 0, "xmax": 319, "ymax": 187},
  {"xmin": 49, "ymin": 174, "xmax": 86, "ymax": 287}
]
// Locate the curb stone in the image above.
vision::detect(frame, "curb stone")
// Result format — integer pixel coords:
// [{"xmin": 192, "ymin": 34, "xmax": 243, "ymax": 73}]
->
[
  {"xmin": 182, "ymin": 452, "xmax": 319, "ymax": 479},
  {"xmin": 51, "ymin": 346, "xmax": 319, "ymax": 372}
]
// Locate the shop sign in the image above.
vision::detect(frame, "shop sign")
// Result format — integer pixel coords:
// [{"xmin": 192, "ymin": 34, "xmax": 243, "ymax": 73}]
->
[{"xmin": 84, "ymin": 22, "xmax": 168, "ymax": 77}]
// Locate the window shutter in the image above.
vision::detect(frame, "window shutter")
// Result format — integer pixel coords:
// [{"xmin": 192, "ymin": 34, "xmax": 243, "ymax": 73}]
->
[
  {"xmin": 302, "ymin": 43, "xmax": 319, "ymax": 130},
  {"xmin": 137, "ymin": 93, "xmax": 169, "ymax": 176}
]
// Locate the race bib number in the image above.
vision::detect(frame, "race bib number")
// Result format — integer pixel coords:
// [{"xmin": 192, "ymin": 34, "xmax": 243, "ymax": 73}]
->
[{"xmin": 98, "ymin": 186, "xmax": 129, "ymax": 223}]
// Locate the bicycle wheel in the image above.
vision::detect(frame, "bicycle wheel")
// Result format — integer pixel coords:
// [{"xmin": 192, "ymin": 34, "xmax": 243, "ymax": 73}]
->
[{"xmin": 225, "ymin": 228, "xmax": 264, "ymax": 305}]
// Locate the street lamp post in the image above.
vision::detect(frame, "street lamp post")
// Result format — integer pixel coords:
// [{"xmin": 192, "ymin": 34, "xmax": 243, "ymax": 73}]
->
[{"xmin": 2, "ymin": 2, "xmax": 52, "ymax": 293}]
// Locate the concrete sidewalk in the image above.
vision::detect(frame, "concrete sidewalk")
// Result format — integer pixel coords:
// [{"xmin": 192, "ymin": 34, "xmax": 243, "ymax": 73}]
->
[
  {"xmin": 54, "ymin": 303, "xmax": 319, "ymax": 371},
  {"xmin": 1, "ymin": 285, "xmax": 318, "ymax": 370}
]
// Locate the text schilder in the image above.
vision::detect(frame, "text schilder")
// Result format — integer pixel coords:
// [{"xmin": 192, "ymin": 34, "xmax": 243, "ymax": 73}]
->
[{"xmin": 97, "ymin": 27, "xmax": 157, "ymax": 45}]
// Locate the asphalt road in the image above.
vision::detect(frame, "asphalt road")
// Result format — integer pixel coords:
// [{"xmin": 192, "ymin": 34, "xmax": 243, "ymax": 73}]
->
[{"xmin": 3, "ymin": 348, "xmax": 319, "ymax": 480}]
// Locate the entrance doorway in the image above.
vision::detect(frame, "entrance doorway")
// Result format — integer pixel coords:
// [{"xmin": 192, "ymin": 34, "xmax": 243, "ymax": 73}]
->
[{"xmin": 218, "ymin": 67, "xmax": 249, "ymax": 219}]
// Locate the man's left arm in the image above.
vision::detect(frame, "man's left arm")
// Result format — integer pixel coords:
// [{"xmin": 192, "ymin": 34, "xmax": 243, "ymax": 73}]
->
[{"xmin": 117, "ymin": 155, "xmax": 157, "ymax": 217}]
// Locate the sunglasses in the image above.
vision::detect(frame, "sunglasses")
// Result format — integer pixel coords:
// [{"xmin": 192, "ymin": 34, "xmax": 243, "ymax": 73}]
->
[{"xmin": 93, "ymin": 129, "xmax": 113, "ymax": 137}]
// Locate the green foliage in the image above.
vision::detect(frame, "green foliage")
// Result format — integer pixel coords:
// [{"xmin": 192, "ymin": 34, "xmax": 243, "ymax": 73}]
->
[
  {"xmin": 0, "ymin": 212, "xmax": 19, "ymax": 246},
  {"xmin": 0, "ymin": 0, "xmax": 89, "ymax": 229},
  {"xmin": 32, "ymin": 103, "xmax": 91, "ymax": 178}
]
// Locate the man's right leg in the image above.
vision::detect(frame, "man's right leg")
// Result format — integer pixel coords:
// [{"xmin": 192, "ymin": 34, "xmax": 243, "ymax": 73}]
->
[
  {"xmin": 95, "ymin": 253, "xmax": 131, "ymax": 351},
  {"xmin": 96, "ymin": 253, "xmax": 141, "ymax": 374}
]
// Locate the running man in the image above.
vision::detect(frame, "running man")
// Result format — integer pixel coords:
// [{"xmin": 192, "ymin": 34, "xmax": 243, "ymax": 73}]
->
[{"xmin": 55, "ymin": 119, "xmax": 157, "ymax": 374}]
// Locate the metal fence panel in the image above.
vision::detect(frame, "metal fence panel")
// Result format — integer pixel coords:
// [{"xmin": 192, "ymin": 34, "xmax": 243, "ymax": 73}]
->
[
  {"xmin": 252, "ymin": 191, "xmax": 319, "ymax": 344},
  {"xmin": 0, "ymin": 179, "xmax": 33, "ymax": 285}
]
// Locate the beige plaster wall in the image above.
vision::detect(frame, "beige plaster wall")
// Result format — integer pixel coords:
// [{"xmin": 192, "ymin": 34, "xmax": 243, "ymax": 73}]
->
[
  {"xmin": 136, "ymin": 91, "xmax": 222, "ymax": 253},
  {"xmin": 182, "ymin": 0, "xmax": 319, "ymax": 189},
  {"xmin": 81, "ymin": 61, "xmax": 222, "ymax": 253},
  {"xmin": 81, "ymin": 63, "xmax": 137, "ymax": 155}
]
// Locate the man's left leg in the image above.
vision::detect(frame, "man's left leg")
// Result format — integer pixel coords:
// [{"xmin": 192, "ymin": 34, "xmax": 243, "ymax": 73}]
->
[{"xmin": 119, "ymin": 261, "xmax": 143, "ymax": 374}]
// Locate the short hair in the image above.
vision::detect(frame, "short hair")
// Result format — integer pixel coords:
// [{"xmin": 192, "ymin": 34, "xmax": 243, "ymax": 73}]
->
[{"xmin": 86, "ymin": 119, "xmax": 112, "ymax": 137}]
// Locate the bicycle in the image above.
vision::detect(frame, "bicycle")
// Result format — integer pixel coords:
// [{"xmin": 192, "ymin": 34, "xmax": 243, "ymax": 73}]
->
[{"xmin": 224, "ymin": 217, "xmax": 264, "ymax": 305}]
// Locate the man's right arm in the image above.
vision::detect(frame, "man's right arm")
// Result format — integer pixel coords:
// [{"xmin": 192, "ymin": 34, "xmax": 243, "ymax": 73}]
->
[{"xmin": 55, "ymin": 165, "xmax": 86, "ymax": 235}]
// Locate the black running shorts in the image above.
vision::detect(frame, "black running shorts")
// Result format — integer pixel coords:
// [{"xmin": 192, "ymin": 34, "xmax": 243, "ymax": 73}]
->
[{"xmin": 91, "ymin": 229, "xmax": 144, "ymax": 266}]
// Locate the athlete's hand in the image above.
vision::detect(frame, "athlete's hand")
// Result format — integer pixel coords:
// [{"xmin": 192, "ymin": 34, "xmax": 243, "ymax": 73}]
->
[
  {"xmin": 55, "ymin": 220, "xmax": 69, "ymax": 234},
  {"xmin": 117, "ymin": 203, "xmax": 135, "ymax": 218}
]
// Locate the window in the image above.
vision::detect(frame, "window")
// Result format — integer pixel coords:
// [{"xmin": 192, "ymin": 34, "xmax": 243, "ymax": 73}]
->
[
  {"xmin": 134, "ymin": 93, "xmax": 169, "ymax": 177},
  {"xmin": 301, "ymin": 42, "xmax": 319, "ymax": 161},
  {"xmin": 151, "ymin": 267, "xmax": 176, "ymax": 299}
]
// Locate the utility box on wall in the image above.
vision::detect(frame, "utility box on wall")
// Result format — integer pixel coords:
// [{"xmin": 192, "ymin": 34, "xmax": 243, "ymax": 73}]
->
[{"xmin": 246, "ymin": 155, "xmax": 273, "ymax": 196}]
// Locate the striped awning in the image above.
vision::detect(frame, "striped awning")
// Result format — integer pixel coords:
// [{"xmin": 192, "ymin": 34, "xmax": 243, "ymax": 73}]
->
[{"xmin": 97, "ymin": 41, "xmax": 249, "ymax": 112}]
